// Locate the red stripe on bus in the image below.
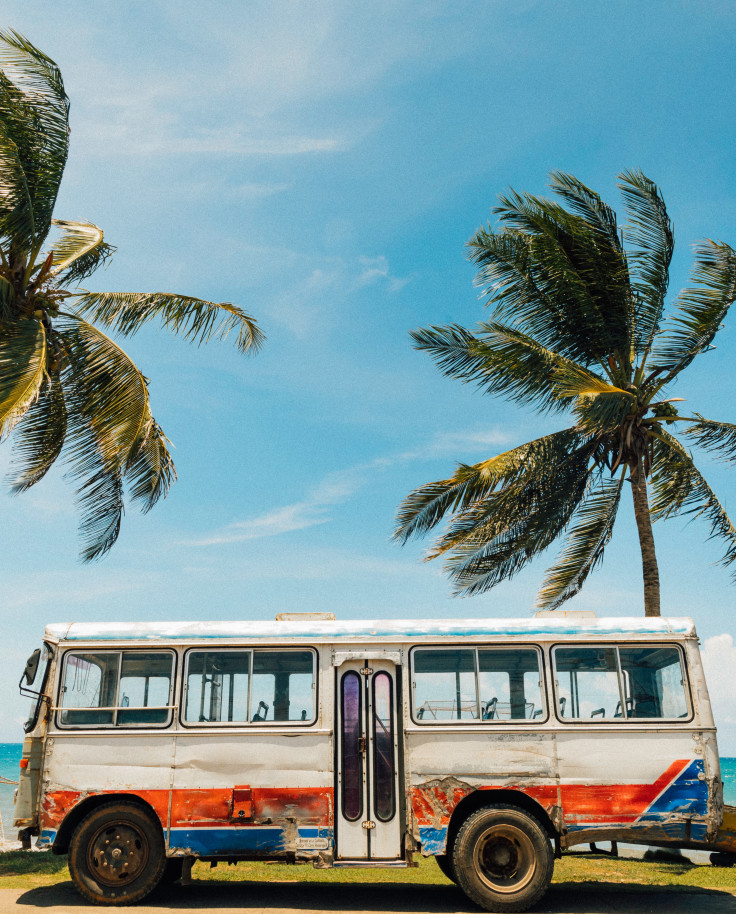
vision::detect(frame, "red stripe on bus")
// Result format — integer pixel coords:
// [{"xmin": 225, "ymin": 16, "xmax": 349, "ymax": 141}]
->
[
  {"xmin": 41, "ymin": 786, "xmax": 334, "ymax": 832},
  {"xmin": 410, "ymin": 759, "xmax": 690, "ymax": 829}
]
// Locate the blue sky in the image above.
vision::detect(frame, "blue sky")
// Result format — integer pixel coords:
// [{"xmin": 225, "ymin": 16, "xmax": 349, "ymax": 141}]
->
[{"xmin": 2, "ymin": 1, "xmax": 736, "ymax": 746}]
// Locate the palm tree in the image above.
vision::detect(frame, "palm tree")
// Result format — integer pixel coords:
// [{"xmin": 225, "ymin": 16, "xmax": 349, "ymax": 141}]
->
[
  {"xmin": 0, "ymin": 30, "xmax": 263, "ymax": 560},
  {"xmin": 395, "ymin": 171, "xmax": 736, "ymax": 617}
]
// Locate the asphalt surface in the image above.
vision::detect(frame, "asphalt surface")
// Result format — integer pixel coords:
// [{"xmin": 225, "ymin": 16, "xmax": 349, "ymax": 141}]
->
[{"xmin": 0, "ymin": 881, "xmax": 735, "ymax": 914}]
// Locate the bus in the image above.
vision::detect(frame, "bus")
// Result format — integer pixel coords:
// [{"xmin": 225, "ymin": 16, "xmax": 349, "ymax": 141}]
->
[{"xmin": 13, "ymin": 613, "xmax": 735, "ymax": 911}]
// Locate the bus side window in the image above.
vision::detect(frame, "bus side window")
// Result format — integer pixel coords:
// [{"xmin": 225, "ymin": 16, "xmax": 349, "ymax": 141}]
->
[
  {"xmin": 117, "ymin": 652, "xmax": 174, "ymax": 725},
  {"xmin": 618, "ymin": 647, "xmax": 689, "ymax": 719},
  {"xmin": 59, "ymin": 652, "xmax": 116, "ymax": 726},
  {"xmin": 185, "ymin": 651, "xmax": 250, "ymax": 723},
  {"xmin": 251, "ymin": 651, "xmax": 316, "ymax": 722},
  {"xmin": 59, "ymin": 650, "xmax": 174, "ymax": 727},
  {"xmin": 412, "ymin": 649, "xmax": 477, "ymax": 720},
  {"xmin": 477, "ymin": 649, "xmax": 543, "ymax": 720},
  {"xmin": 553, "ymin": 647, "xmax": 621, "ymax": 719}
]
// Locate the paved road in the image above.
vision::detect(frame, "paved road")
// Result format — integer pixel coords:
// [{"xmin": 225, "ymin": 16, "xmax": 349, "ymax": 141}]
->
[{"xmin": 1, "ymin": 881, "xmax": 735, "ymax": 914}]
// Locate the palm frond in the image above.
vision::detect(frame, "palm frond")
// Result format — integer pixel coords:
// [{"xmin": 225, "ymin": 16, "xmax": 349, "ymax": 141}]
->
[
  {"xmin": 650, "ymin": 430, "xmax": 736, "ymax": 577},
  {"xmin": 0, "ymin": 273, "xmax": 15, "ymax": 321},
  {"xmin": 572, "ymin": 391, "xmax": 634, "ymax": 437},
  {"xmin": 125, "ymin": 421, "xmax": 176, "ymax": 512},
  {"xmin": 394, "ymin": 428, "xmax": 587, "ymax": 545},
  {"xmin": 70, "ymin": 290, "xmax": 265, "ymax": 355},
  {"xmin": 649, "ymin": 240, "xmax": 736, "ymax": 378},
  {"xmin": 551, "ymin": 361, "xmax": 633, "ymax": 400},
  {"xmin": 7, "ymin": 370, "xmax": 66, "ymax": 491},
  {"xmin": 0, "ymin": 317, "xmax": 46, "ymax": 439},
  {"xmin": 0, "ymin": 29, "xmax": 70, "ymax": 250},
  {"xmin": 57, "ymin": 315, "xmax": 177, "ymax": 559},
  {"xmin": 618, "ymin": 170, "xmax": 674, "ymax": 358},
  {"xmin": 680, "ymin": 415, "xmax": 736, "ymax": 464},
  {"xmin": 58, "ymin": 315, "xmax": 152, "ymax": 468},
  {"xmin": 491, "ymin": 188, "xmax": 631, "ymax": 361},
  {"xmin": 74, "ymin": 461, "xmax": 125, "ymax": 562},
  {"xmin": 0, "ymin": 115, "xmax": 34, "ymax": 250},
  {"xmin": 440, "ymin": 435, "xmax": 597, "ymax": 596},
  {"xmin": 410, "ymin": 322, "xmax": 584, "ymax": 413},
  {"xmin": 549, "ymin": 170, "xmax": 622, "ymax": 250},
  {"xmin": 49, "ymin": 220, "xmax": 115, "ymax": 282},
  {"xmin": 536, "ymin": 473, "xmax": 625, "ymax": 610}
]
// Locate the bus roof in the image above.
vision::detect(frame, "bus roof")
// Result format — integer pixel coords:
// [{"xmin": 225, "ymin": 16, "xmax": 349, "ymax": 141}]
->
[{"xmin": 43, "ymin": 616, "xmax": 697, "ymax": 645}]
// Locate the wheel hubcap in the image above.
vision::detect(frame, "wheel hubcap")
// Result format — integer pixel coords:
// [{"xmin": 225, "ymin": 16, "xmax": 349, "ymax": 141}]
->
[
  {"xmin": 474, "ymin": 824, "xmax": 536, "ymax": 894},
  {"xmin": 88, "ymin": 822, "xmax": 148, "ymax": 886}
]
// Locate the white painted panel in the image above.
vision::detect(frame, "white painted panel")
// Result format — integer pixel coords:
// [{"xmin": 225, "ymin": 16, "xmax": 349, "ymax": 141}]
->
[
  {"xmin": 172, "ymin": 732, "xmax": 332, "ymax": 789},
  {"xmin": 45, "ymin": 735, "xmax": 175, "ymax": 791},
  {"xmin": 406, "ymin": 731, "xmax": 557, "ymax": 786}
]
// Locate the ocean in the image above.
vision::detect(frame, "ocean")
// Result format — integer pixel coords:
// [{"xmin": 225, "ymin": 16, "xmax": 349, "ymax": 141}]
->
[{"xmin": 1, "ymin": 743, "xmax": 736, "ymax": 847}]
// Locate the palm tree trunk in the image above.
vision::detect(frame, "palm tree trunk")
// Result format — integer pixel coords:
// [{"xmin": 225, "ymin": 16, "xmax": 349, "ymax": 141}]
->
[{"xmin": 630, "ymin": 461, "xmax": 661, "ymax": 617}]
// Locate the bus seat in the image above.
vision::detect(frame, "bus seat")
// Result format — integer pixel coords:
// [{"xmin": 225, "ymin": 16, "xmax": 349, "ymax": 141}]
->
[
  {"xmin": 251, "ymin": 700, "xmax": 269, "ymax": 722},
  {"xmin": 591, "ymin": 707, "xmax": 605, "ymax": 718},
  {"xmin": 482, "ymin": 697, "xmax": 498, "ymax": 720}
]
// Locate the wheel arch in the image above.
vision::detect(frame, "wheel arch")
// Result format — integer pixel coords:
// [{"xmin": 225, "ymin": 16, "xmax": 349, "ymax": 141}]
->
[
  {"xmin": 52, "ymin": 793, "xmax": 164, "ymax": 855},
  {"xmin": 444, "ymin": 789, "xmax": 557, "ymax": 857}
]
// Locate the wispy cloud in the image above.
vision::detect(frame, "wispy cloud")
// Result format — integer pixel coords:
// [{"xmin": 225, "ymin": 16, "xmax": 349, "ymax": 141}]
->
[
  {"xmin": 190, "ymin": 429, "xmax": 509, "ymax": 547},
  {"xmin": 190, "ymin": 459, "xmax": 388, "ymax": 546},
  {"xmin": 267, "ymin": 253, "xmax": 411, "ymax": 339}
]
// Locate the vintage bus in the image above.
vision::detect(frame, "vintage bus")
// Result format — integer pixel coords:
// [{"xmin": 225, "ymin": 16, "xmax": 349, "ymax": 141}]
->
[{"xmin": 13, "ymin": 613, "xmax": 735, "ymax": 911}]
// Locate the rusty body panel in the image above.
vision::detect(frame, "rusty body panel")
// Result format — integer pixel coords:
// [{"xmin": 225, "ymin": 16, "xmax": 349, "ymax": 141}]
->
[{"xmin": 15, "ymin": 616, "xmax": 727, "ymax": 867}]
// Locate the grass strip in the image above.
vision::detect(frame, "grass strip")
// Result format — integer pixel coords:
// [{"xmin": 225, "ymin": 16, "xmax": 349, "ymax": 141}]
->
[{"xmin": 0, "ymin": 851, "xmax": 735, "ymax": 894}]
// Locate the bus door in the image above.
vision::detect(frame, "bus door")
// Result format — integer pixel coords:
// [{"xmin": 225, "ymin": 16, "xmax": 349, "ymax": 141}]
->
[{"xmin": 335, "ymin": 656, "xmax": 401, "ymax": 860}]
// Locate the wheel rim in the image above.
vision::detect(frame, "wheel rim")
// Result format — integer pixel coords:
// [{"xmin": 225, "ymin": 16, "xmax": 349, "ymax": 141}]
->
[
  {"xmin": 473, "ymin": 823, "xmax": 537, "ymax": 895},
  {"xmin": 87, "ymin": 820, "xmax": 150, "ymax": 886}
]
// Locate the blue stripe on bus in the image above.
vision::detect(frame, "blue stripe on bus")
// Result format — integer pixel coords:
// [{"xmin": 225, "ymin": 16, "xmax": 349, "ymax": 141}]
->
[
  {"xmin": 643, "ymin": 758, "xmax": 709, "ymax": 818},
  {"xmin": 418, "ymin": 826, "xmax": 448, "ymax": 855},
  {"xmin": 168, "ymin": 826, "xmax": 332, "ymax": 856},
  {"xmin": 36, "ymin": 829, "xmax": 57, "ymax": 848}
]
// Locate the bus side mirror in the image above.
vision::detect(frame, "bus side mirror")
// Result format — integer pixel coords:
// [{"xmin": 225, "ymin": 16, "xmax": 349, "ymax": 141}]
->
[{"xmin": 23, "ymin": 649, "xmax": 41, "ymax": 687}]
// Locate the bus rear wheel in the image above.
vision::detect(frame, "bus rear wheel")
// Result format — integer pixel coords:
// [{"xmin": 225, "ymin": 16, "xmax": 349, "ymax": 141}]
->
[
  {"xmin": 68, "ymin": 801, "xmax": 166, "ymax": 906},
  {"xmin": 453, "ymin": 805, "xmax": 553, "ymax": 912}
]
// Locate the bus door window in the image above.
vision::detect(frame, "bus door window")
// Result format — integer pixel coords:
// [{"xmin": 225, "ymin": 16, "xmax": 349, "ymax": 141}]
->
[
  {"xmin": 554, "ymin": 648, "xmax": 622, "ymax": 719},
  {"xmin": 341, "ymin": 671, "xmax": 363, "ymax": 821},
  {"xmin": 372, "ymin": 672, "xmax": 395, "ymax": 822}
]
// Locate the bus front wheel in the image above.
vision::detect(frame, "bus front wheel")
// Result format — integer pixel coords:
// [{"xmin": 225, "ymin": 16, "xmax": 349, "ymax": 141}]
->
[
  {"xmin": 453, "ymin": 805, "xmax": 553, "ymax": 912},
  {"xmin": 68, "ymin": 801, "xmax": 166, "ymax": 906}
]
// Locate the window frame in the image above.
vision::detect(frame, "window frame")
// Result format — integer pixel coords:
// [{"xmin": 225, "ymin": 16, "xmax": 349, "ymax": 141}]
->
[
  {"xmin": 55, "ymin": 648, "xmax": 177, "ymax": 730},
  {"xmin": 551, "ymin": 642, "xmax": 693, "ymax": 724},
  {"xmin": 409, "ymin": 644, "xmax": 548, "ymax": 726},
  {"xmin": 180, "ymin": 646, "xmax": 318, "ymax": 728}
]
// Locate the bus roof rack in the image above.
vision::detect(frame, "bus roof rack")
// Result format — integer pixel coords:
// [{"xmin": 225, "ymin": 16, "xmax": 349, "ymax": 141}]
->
[
  {"xmin": 534, "ymin": 610, "xmax": 596, "ymax": 618},
  {"xmin": 275, "ymin": 612, "xmax": 336, "ymax": 622}
]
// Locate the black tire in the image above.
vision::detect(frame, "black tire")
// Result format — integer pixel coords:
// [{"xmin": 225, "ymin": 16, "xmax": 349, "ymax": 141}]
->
[
  {"xmin": 435, "ymin": 852, "xmax": 458, "ymax": 884},
  {"xmin": 68, "ymin": 801, "xmax": 166, "ymax": 906},
  {"xmin": 453, "ymin": 805, "xmax": 554, "ymax": 913},
  {"xmin": 161, "ymin": 857, "xmax": 184, "ymax": 884}
]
